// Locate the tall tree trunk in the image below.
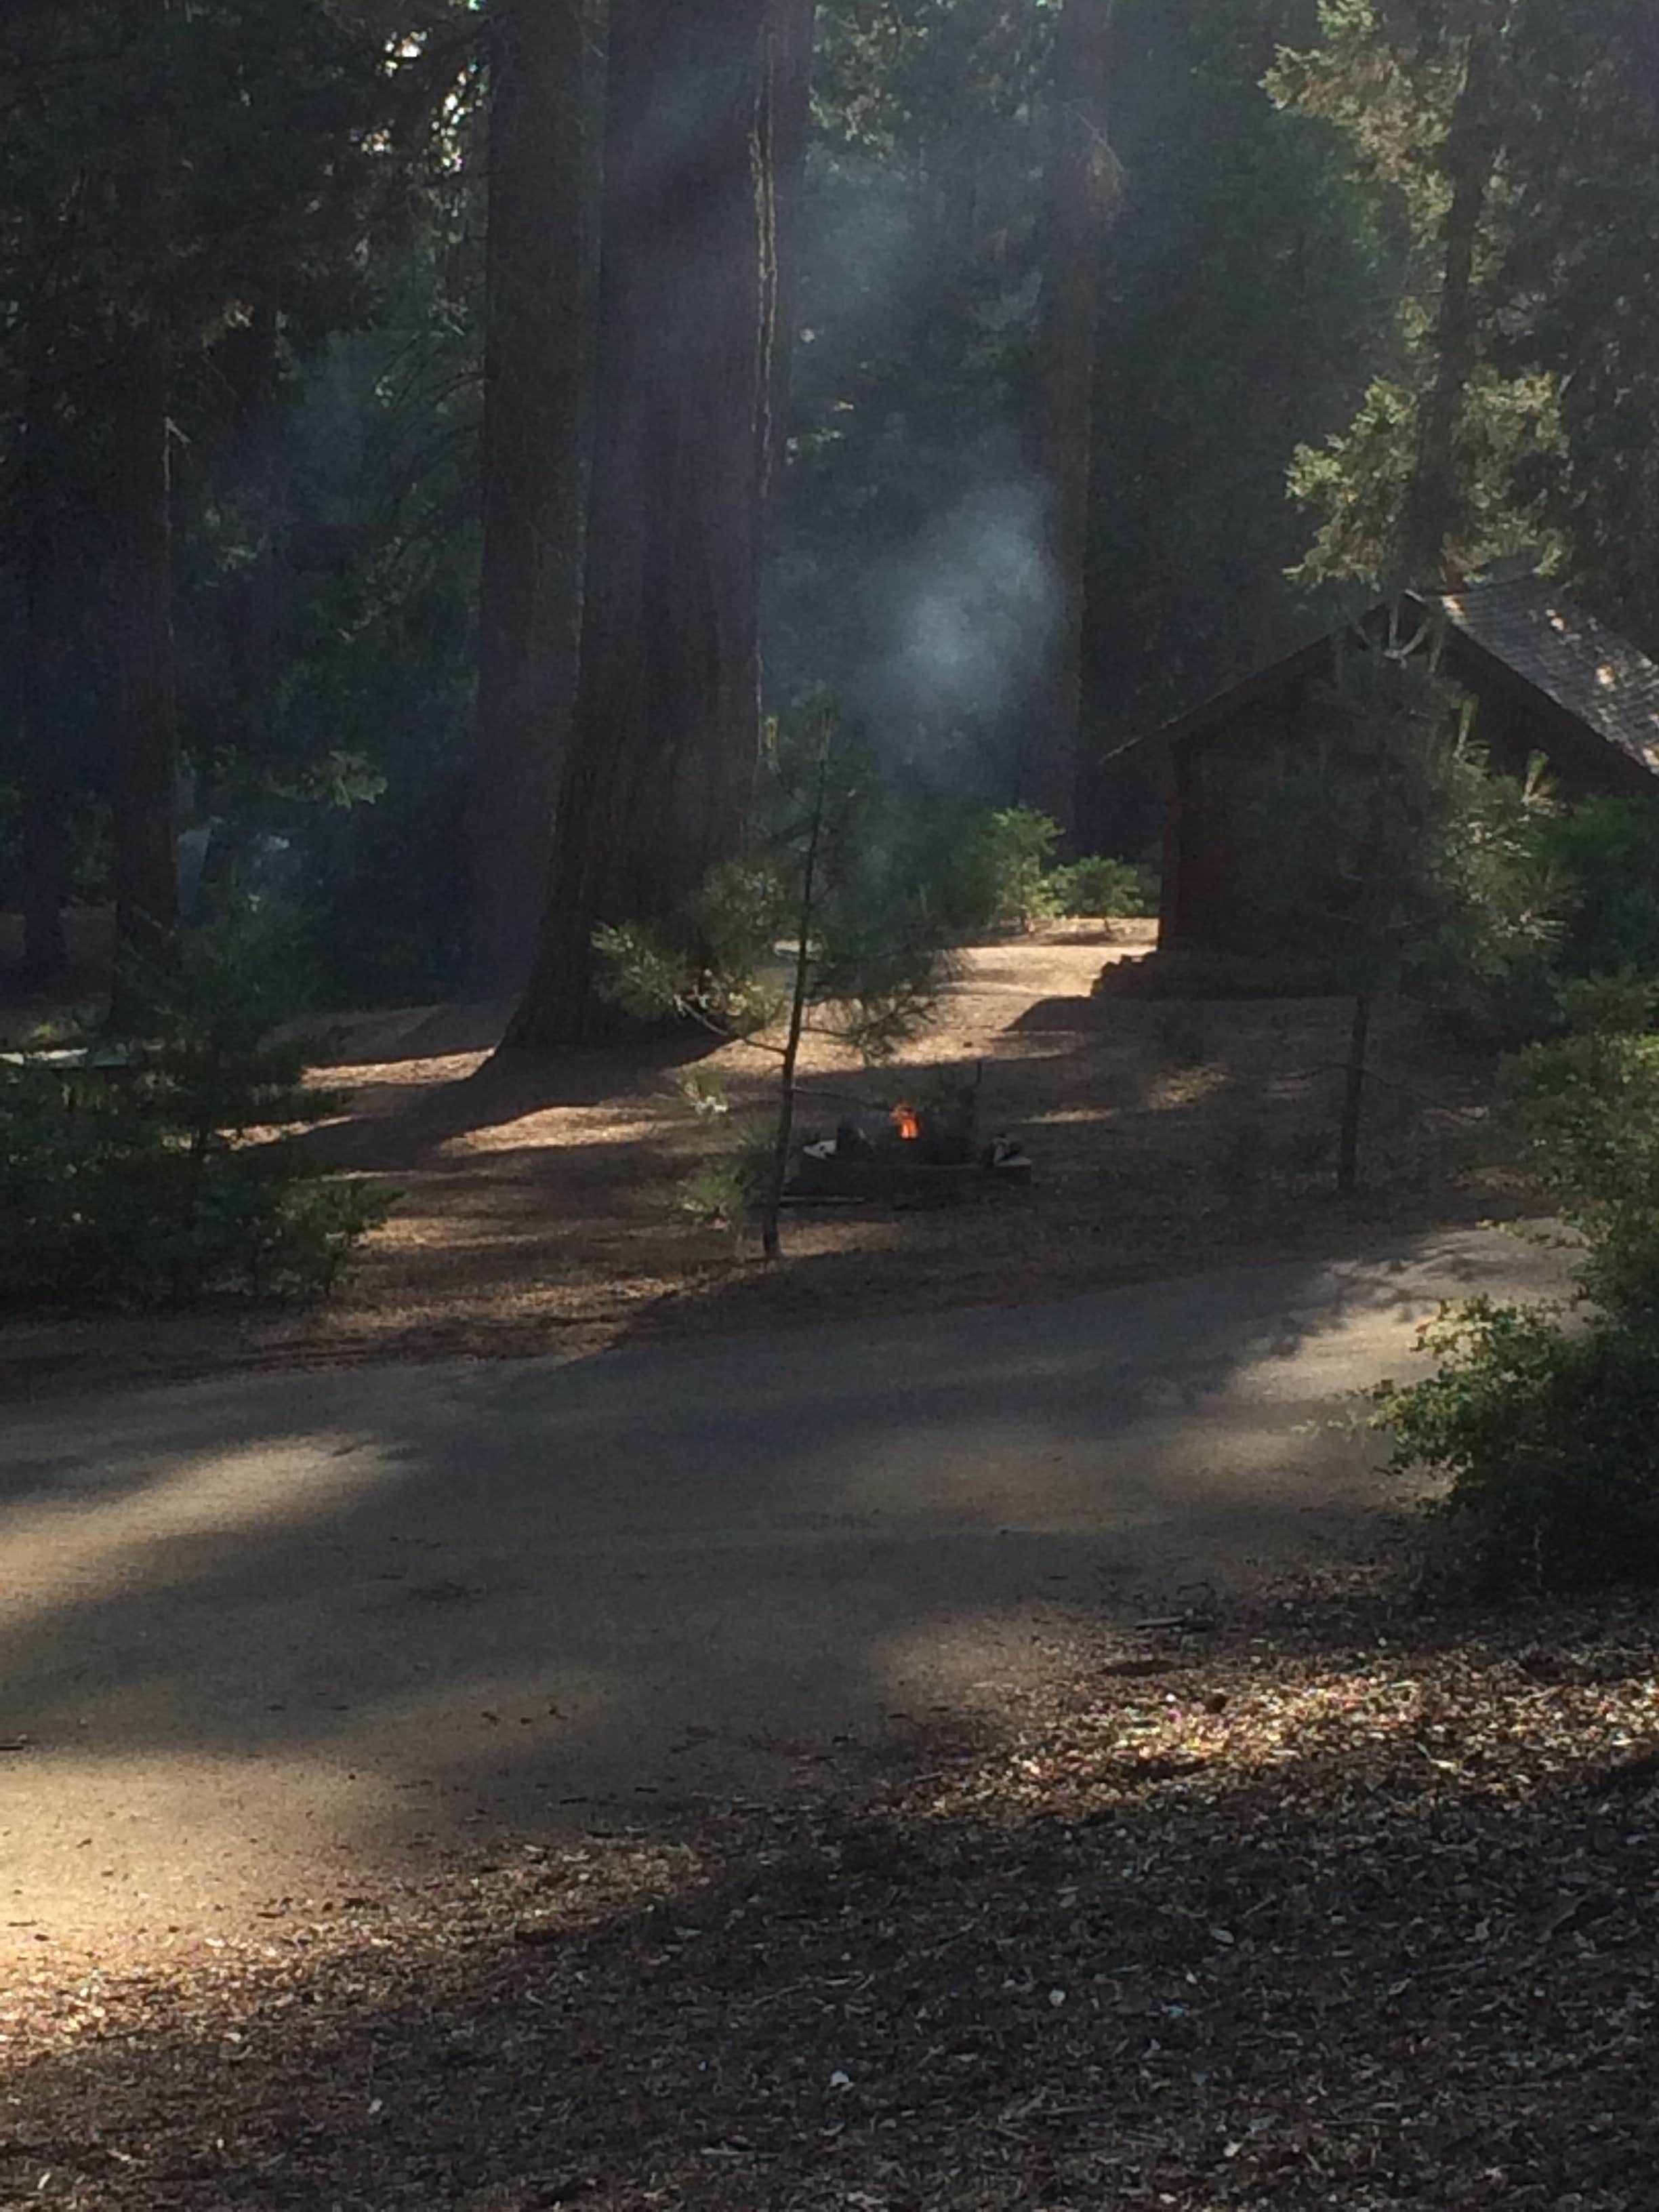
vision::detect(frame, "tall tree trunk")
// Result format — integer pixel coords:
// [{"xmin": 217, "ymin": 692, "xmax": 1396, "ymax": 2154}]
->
[
  {"xmin": 760, "ymin": 727, "xmax": 827, "ymax": 1262},
  {"xmin": 468, "ymin": 0, "xmax": 590, "ymax": 988},
  {"xmin": 1031, "ymin": 0, "xmax": 1118, "ymax": 836},
  {"xmin": 110, "ymin": 0, "xmax": 178, "ymax": 991},
  {"xmin": 1397, "ymin": 12, "xmax": 1503, "ymax": 588},
  {"xmin": 212, "ymin": 300, "xmax": 283, "ymax": 811},
  {"xmin": 19, "ymin": 305, "xmax": 70, "ymax": 984},
  {"xmin": 762, "ymin": 0, "xmax": 817, "ymax": 487},
  {"xmin": 110, "ymin": 300, "xmax": 180, "ymax": 971},
  {"xmin": 506, "ymin": 0, "xmax": 794, "ymax": 1048}
]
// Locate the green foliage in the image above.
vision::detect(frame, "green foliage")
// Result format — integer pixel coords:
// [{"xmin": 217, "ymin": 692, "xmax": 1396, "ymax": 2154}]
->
[
  {"xmin": 1245, "ymin": 631, "xmax": 1558, "ymax": 1189},
  {"xmin": 1287, "ymin": 371, "xmax": 1563, "ymax": 590},
  {"xmin": 674, "ymin": 1143, "xmax": 772, "ymax": 1233},
  {"xmin": 1048, "ymin": 854, "xmax": 1157, "ymax": 919},
  {"xmin": 1271, "ymin": 0, "xmax": 1659, "ymax": 610},
  {"xmin": 1501, "ymin": 1015, "xmax": 1659, "ymax": 1326},
  {"xmin": 1537, "ymin": 798, "xmax": 1659, "ymax": 991},
  {"xmin": 1373, "ymin": 1300, "xmax": 1659, "ymax": 1594},
  {"xmin": 0, "ymin": 917, "xmax": 388, "ymax": 1307},
  {"xmin": 955, "ymin": 810, "xmax": 1063, "ymax": 932},
  {"xmin": 1374, "ymin": 983, "xmax": 1659, "ymax": 1593},
  {"xmin": 595, "ymin": 705, "xmax": 966, "ymax": 1256},
  {"xmin": 1248, "ymin": 637, "xmax": 1555, "ymax": 1002},
  {"xmin": 596, "ymin": 716, "xmax": 959, "ymax": 1067}
]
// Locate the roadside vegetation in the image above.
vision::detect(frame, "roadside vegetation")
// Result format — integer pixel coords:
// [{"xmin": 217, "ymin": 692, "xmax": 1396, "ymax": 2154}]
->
[{"xmin": 0, "ymin": 920, "xmax": 387, "ymax": 1309}]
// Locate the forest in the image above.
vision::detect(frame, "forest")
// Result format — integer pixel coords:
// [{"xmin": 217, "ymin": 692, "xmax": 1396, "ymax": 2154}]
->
[
  {"xmin": 4, "ymin": 0, "xmax": 1656, "ymax": 1031},
  {"xmin": 12, "ymin": 12, "xmax": 1659, "ymax": 2204}
]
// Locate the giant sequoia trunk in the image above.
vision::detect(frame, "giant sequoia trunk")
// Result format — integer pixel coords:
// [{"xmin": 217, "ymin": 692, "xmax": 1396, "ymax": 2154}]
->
[
  {"xmin": 763, "ymin": 0, "xmax": 817, "ymax": 483},
  {"xmin": 1029, "ymin": 0, "xmax": 1118, "ymax": 835},
  {"xmin": 1397, "ymin": 14, "xmax": 1503, "ymax": 588},
  {"xmin": 506, "ymin": 0, "xmax": 792, "ymax": 1047},
  {"xmin": 468, "ymin": 0, "xmax": 590, "ymax": 987}
]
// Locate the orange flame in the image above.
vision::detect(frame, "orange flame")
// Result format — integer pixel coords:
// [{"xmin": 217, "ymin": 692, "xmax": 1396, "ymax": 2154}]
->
[{"xmin": 891, "ymin": 1104, "xmax": 922, "ymax": 1143}]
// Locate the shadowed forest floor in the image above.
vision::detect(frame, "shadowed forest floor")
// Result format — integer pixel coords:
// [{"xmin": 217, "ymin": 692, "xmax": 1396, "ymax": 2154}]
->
[
  {"xmin": 0, "ymin": 924, "xmax": 1528, "ymax": 1401},
  {"xmin": 5, "ymin": 1583, "xmax": 1657, "ymax": 2211}
]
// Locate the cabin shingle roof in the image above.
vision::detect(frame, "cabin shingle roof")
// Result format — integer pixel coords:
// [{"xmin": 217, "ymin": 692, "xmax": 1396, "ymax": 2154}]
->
[{"xmin": 1437, "ymin": 578, "xmax": 1659, "ymax": 776}]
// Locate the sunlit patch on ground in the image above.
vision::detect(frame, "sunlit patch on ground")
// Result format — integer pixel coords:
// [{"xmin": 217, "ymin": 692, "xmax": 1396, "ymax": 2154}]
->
[{"xmin": 0, "ymin": 927, "xmax": 1523, "ymax": 1403}]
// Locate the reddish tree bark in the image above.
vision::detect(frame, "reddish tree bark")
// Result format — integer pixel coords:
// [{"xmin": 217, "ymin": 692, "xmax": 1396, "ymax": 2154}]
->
[
  {"xmin": 110, "ymin": 299, "xmax": 180, "ymax": 968},
  {"xmin": 18, "ymin": 289, "xmax": 71, "ymax": 984},
  {"xmin": 507, "ymin": 0, "xmax": 801, "ymax": 1046},
  {"xmin": 763, "ymin": 0, "xmax": 817, "ymax": 485},
  {"xmin": 1030, "ymin": 0, "xmax": 1119, "ymax": 836},
  {"xmin": 468, "ymin": 0, "xmax": 590, "ymax": 987},
  {"xmin": 110, "ymin": 0, "xmax": 179, "ymax": 986}
]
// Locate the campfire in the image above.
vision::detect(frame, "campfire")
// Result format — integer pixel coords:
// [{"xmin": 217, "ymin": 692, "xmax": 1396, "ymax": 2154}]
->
[{"xmin": 787, "ymin": 1077, "xmax": 1032, "ymax": 1203}]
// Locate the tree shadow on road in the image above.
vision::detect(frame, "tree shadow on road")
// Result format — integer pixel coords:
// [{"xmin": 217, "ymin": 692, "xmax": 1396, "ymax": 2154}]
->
[{"xmin": 7, "ymin": 1595, "xmax": 1658, "ymax": 2210}]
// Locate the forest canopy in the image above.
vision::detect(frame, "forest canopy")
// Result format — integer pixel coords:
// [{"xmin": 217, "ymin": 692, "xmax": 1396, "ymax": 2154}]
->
[{"xmin": 1, "ymin": 0, "xmax": 1655, "ymax": 1033}]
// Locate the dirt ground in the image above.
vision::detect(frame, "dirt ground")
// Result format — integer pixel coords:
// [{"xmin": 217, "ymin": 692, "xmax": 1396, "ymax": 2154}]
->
[
  {"xmin": 0, "ymin": 922, "xmax": 1523, "ymax": 1401},
  {"xmin": 7, "ymin": 1584, "xmax": 1658, "ymax": 2211},
  {"xmin": 7, "ymin": 928, "xmax": 1647, "ymax": 2212}
]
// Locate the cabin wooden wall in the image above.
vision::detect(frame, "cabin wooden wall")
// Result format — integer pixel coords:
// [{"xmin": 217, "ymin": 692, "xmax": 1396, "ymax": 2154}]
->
[{"xmin": 1157, "ymin": 643, "xmax": 1655, "ymax": 956}]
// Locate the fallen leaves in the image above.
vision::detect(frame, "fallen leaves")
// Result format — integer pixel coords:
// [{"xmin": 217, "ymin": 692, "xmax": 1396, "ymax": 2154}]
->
[{"xmin": 5, "ymin": 1590, "xmax": 1659, "ymax": 2209}]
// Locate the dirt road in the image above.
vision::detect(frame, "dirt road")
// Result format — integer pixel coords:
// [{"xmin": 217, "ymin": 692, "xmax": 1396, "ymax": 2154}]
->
[{"xmin": 0, "ymin": 1228, "xmax": 1562, "ymax": 1965}]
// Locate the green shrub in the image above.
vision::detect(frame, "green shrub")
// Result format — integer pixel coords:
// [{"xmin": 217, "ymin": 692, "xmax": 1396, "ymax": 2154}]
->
[
  {"xmin": 935, "ymin": 808, "xmax": 1061, "ymax": 933},
  {"xmin": 1373, "ymin": 1302, "xmax": 1659, "ymax": 1593},
  {"xmin": 0, "ymin": 916, "xmax": 390, "ymax": 1307},
  {"xmin": 1373, "ymin": 983, "xmax": 1659, "ymax": 1593},
  {"xmin": 1500, "ymin": 1008, "xmax": 1659, "ymax": 1323},
  {"xmin": 1540, "ymin": 795, "xmax": 1659, "ymax": 987},
  {"xmin": 1048, "ymin": 854, "xmax": 1157, "ymax": 919}
]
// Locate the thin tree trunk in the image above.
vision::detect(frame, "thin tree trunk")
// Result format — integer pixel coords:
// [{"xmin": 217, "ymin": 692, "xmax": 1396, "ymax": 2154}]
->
[
  {"xmin": 468, "ymin": 0, "xmax": 589, "ymax": 987},
  {"xmin": 110, "ymin": 302, "xmax": 179, "ymax": 973},
  {"xmin": 110, "ymin": 0, "xmax": 178, "ymax": 996},
  {"xmin": 1397, "ymin": 12, "xmax": 1503, "ymax": 588},
  {"xmin": 19, "ymin": 315, "xmax": 70, "ymax": 984},
  {"xmin": 1031, "ymin": 0, "xmax": 1118, "ymax": 835},
  {"xmin": 760, "ymin": 727, "xmax": 827, "ymax": 1261},
  {"xmin": 1338, "ymin": 985, "xmax": 1374, "ymax": 1197},
  {"xmin": 506, "ymin": 0, "xmax": 792, "ymax": 1048},
  {"xmin": 212, "ymin": 300, "xmax": 283, "ymax": 815}
]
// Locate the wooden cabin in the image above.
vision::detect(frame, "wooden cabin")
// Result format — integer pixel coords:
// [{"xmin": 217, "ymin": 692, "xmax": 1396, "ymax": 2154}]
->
[{"xmin": 1110, "ymin": 579, "xmax": 1659, "ymax": 956}]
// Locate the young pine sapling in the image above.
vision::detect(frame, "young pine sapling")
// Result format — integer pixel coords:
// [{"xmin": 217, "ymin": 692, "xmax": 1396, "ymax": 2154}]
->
[
  {"xmin": 1246, "ymin": 615, "xmax": 1554, "ymax": 1195},
  {"xmin": 594, "ymin": 705, "xmax": 956, "ymax": 1256}
]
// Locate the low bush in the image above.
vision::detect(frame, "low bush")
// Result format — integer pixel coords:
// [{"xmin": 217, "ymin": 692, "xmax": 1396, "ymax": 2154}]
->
[
  {"xmin": 1372, "ymin": 983, "xmax": 1659, "ymax": 1593},
  {"xmin": 1540, "ymin": 795, "xmax": 1659, "ymax": 989},
  {"xmin": 1048, "ymin": 854, "xmax": 1158, "ymax": 919},
  {"xmin": 895, "ymin": 806, "xmax": 1157, "ymax": 939},
  {"xmin": 967, "ymin": 808, "xmax": 1063, "ymax": 931},
  {"xmin": 0, "ymin": 917, "xmax": 390, "ymax": 1307},
  {"xmin": 1374, "ymin": 1301, "xmax": 1659, "ymax": 1593}
]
